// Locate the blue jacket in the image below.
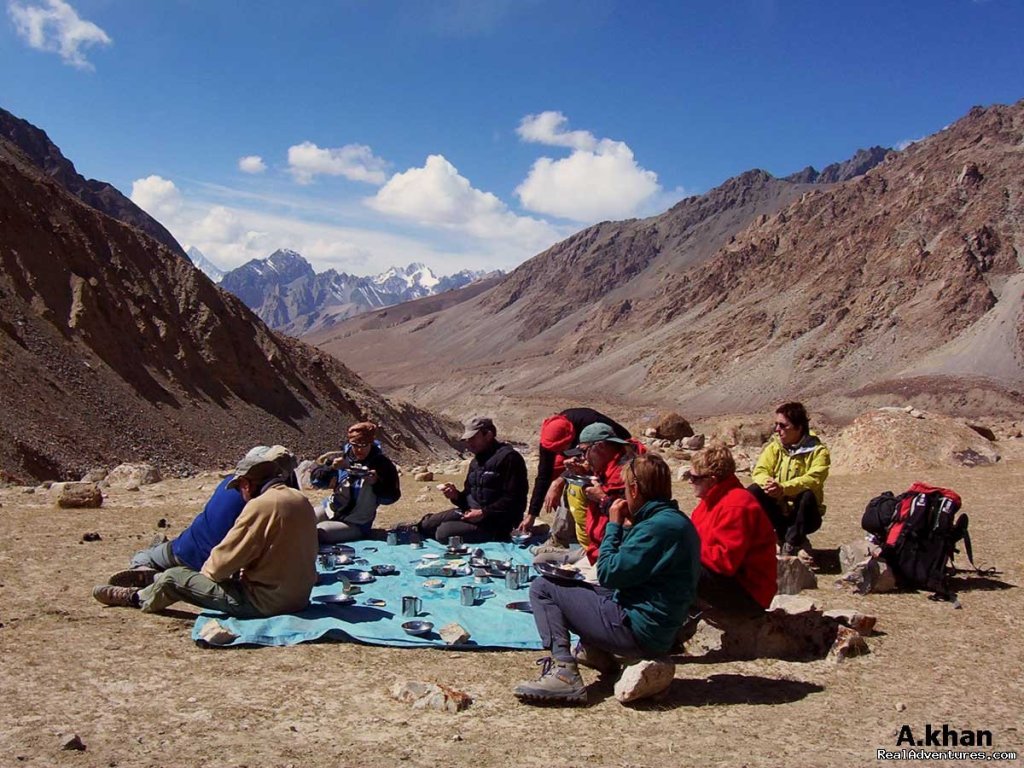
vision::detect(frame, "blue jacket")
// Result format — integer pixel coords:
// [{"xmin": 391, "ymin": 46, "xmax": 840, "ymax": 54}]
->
[{"xmin": 171, "ymin": 477, "xmax": 246, "ymax": 570}]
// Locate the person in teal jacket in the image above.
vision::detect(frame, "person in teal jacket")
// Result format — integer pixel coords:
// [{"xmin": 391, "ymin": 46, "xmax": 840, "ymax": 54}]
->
[
  {"xmin": 514, "ymin": 453, "xmax": 700, "ymax": 706},
  {"xmin": 749, "ymin": 401, "xmax": 830, "ymax": 556}
]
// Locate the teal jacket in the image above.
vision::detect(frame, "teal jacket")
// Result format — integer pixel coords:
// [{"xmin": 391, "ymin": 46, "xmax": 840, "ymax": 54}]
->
[{"xmin": 597, "ymin": 499, "xmax": 701, "ymax": 655}]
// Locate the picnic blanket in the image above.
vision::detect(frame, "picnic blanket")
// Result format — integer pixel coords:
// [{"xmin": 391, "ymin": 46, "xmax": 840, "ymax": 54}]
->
[{"xmin": 191, "ymin": 539, "xmax": 549, "ymax": 649}]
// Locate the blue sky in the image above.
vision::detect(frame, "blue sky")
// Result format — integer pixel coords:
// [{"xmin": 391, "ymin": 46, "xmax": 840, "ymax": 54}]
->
[{"xmin": 3, "ymin": 0, "xmax": 1022, "ymax": 275}]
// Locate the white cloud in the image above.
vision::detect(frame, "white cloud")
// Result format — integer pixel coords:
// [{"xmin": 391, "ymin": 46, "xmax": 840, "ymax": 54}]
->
[
  {"xmin": 514, "ymin": 111, "xmax": 661, "ymax": 222},
  {"xmin": 367, "ymin": 154, "xmax": 562, "ymax": 251},
  {"xmin": 8, "ymin": 0, "xmax": 111, "ymax": 70},
  {"xmin": 895, "ymin": 137, "xmax": 924, "ymax": 151},
  {"xmin": 128, "ymin": 174, "xmax": 544, "ymax": 275},
  {"xmin": 238, "ymin": 155, "xmax": 267, "ymax": 174},
  {"xmin": 517, "ymin": 111, "xmax": 598, "ymax": 151},
  {"xmin": 130, "ymin": 175, "xmax": 182, "ymax": 219},
  {"xmin": 287, "ymin": 141, "xmax": 389, "ymax": 185}
]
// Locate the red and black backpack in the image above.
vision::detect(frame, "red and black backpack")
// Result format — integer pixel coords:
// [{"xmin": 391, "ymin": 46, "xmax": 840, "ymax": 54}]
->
[{"xmin": 861, "ymin": 482, "xmax": 977, "ymax": 597}]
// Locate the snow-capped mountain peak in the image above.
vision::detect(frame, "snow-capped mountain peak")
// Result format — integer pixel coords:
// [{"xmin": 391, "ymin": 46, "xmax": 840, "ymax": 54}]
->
[{"xmin": 185, "ymin": 246, "xmax": 226, "ymax": 283}]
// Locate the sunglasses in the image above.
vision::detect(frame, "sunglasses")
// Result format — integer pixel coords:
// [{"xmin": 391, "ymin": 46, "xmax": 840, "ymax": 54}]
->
[
  {"xmin": 686, "ymin": 472, "xmax": 712, "ymax": 483},
  {"xmin": 773, "ymin": 422, "xmax": 794, "ymax": 431},
  {"xmin": 349, "ymin": 441, "xmax": 372, "ymax": 449}
]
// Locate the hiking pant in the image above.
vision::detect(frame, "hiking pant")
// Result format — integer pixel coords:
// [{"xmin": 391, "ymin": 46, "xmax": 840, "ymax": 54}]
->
[
  {"xmin": 697, "ymin": 566, "xmax": 765, "ymax": 618},
  {"xmin": 747, "ymin": 484, "xmax": 821, "ymax": 546},
  {"xmin": 417, "ymin": 509, "xmax": 506, "ymax": 544},
  {"xmin": 130, "ymin": 541, "xmax": 185, "ymax": 571},
  {"xmin": 529, "ymin": 578, "xmax": 643, "ymax": 664},
  {"xmin": 315, "ymin": 500, "xmax": 370, "ymax": 543},
  {"xmin": 136, "ymin": 567, "xmax": 264, "ymax": 617}
]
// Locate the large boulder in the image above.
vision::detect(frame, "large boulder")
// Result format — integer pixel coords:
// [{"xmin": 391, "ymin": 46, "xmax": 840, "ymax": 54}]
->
[
  {"xmin": 829, "ymin": 408, "xmax": 999, "ymax": 474},
  {"xmin": 105, "ymin": 463, "xmax": 162, "ymax": 489},
  {"xmin": 55, "ymin": 482, "xmax": 102, "ymax": 509},
  {"xmin": 655, "ymin": 413, "xmax": 694, "ymax": 441},
  {"xmin": 614, "ymin": 659, "xmax": 676, "ymax": 703}
]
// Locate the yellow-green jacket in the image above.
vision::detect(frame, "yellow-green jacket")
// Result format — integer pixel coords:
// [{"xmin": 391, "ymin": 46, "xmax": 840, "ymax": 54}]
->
[{"xmin": 751, "ymin": 431, "xmax": 830, "ymax": 513}]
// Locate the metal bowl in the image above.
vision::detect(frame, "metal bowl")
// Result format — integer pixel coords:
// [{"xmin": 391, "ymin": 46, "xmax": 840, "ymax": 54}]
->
[
  {"xmin": 402, "ymin": 620, "xmax": 434, "ymax": 636},
  {"xmin": 510, "ymin": 532, "xmax": 531, "ymax": 546},
  {"xmin": 370, "ymin": 564, "xmax": 397, "ymax": 576},
  {"xmin": 345, "ymin": 570, "xmax": 376, "ymax": 584},
  {"xmin": 315, "ymin": 594, "xmax": 355, "ymax": 605}
]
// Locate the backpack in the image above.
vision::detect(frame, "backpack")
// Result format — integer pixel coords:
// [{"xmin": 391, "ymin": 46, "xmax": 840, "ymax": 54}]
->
[{"xmin": 861, "ymin": 482, "xmax": 976, "ymax": 597}]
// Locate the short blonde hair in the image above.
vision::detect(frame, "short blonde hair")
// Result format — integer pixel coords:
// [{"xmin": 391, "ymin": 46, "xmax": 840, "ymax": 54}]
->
[
  {"xmin": 689, "ymin": 443, "xmax": 736, "ymax": 481},
  {"xmin": 621, "ymin": 453, "xmax": 672, "ymax": 501}
]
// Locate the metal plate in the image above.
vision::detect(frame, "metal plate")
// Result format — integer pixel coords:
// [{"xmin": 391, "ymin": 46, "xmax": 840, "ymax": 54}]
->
[
  {"xmin": 315, "ymin": 594, "xmax": 355, "ymax": 605},
  {"xmin": 534, "ymin": 561, "xmax": 587, "ymax": 584}
]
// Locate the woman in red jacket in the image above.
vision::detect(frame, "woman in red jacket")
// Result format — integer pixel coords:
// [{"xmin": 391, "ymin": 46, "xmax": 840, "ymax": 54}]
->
[{"xmin": 686, "ymin": 444, "xmax": 777, "ymax": 615}]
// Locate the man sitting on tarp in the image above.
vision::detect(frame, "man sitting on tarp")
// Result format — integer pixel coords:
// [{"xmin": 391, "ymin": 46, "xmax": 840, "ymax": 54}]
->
[
  {"xmin": 92, "ymin": 446, "xmax": 318, "ymax": 617},
  {"xmin": 414, "ymin": 416, "xmax": 529, "ymax": 544},
  {"xmin": 309, "ymin": 421, "xmax": 401, "ymax": 543},
  {"xmin": 103, "ymin": 445, "xmax": 299, "ymax": 588}
]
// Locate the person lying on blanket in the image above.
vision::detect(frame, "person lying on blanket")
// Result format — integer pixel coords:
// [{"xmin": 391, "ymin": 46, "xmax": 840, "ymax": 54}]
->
[
  {"xmin": 92, "ymin": 447, "xmax": 318, "ymax": 618},
  {"xmin": 309, "ymin": 421, "xmax": 401, "ymax": 543},
  {"xmin": 513, "ymin": 453, "xmax": 700, "ymax": 706},
  {"xmin": 103, "ymin": 445, "xmax": 299, "ymax": 589}
]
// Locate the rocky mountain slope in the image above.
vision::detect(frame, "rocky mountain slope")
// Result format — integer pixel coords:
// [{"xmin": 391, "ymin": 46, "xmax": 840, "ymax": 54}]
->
[
  {"xmin": 0, "ymin": 107, "xmax": 184, "ymax": 256},
  {"xmin": 311, "ymin": 100, "xmax": 1023, "ymax": 420},
  {"xmin": 220, "ymin": 251, "xmax": 499, "ymax": 335},
  {"xmin": 0, "ymin": 111, "xmax": 456, "ymax": 482}
]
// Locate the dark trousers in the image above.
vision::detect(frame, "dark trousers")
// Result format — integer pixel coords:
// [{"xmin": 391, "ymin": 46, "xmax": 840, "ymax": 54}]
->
[
  {"xmin": 417, "ymin": 509, "xmax": 505, "ymax": 544},
  {"xmin": 697, "ymin": 567, "xmax": 765, "ymax": 618},
  {"xmin": 747, "ymin": 484, "xmax": 821, "ymax": 547},
  {"xmin": 528, "ymin": 578, "xmax": 643, "ymax": 664}
]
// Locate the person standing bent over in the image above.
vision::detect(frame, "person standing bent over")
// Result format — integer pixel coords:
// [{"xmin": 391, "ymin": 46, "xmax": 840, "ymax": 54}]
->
[
  {"xmin": 93, "ymin": 446, "xmax": 318, "ymax": 617},
  {"xmin": 748, "ymin": 402, "xmax": 830, "ymax": 556}
]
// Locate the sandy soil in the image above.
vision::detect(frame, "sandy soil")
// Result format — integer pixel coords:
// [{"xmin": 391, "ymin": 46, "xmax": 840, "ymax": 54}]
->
[{"xmin": 1, "ymin": 451, "xmax": 1022, "ymax": 768}]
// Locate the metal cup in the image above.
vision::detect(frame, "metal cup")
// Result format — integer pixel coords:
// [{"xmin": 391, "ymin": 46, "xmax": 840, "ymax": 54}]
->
[
  {"xmin": 410, "ymin": 530, "xmax": 422, "ymax": 547},
  {"xmin": 515, "ymin": 564, "xmax": 531, "ymax": 584},
  {"xmin": 460, "ymin": 585, "xmax": 479, "ymax": 606},
  {"xmin": 505, "ymin": 570, "xmax": 520, "ymax": 590},
  {"xmin": 401, "ymin": 596, "xmax": 422, "ymax": 618},
  {"xmin": 386, "ymin": 530, "xmax": 398, "ymax": 546},
  {"xmin": 448, "ymin": 535, "xmax": 463, "ymax": 550},
  {"xmin": 318, "ymin": 553, "xmax": 337, "ymax": 570}
]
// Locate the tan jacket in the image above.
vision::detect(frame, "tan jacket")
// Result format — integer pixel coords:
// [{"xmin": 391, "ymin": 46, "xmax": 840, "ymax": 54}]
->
[{"xmin": 202, "ymin": 483, "xmax": 318, "ymax": 616}]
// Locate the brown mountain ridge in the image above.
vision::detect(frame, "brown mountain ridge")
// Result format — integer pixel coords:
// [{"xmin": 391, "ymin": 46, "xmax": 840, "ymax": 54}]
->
[
  {"xmin": 0, "ymin": 110, "xmax": 456, "ymax": 482},
  {"xmin": 311, "ymin": 100, "xmax": 1024, "ymax": 421}
]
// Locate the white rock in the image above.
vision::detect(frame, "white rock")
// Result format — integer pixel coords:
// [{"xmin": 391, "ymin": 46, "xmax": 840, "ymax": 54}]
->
[
  {"xmin": 613, "ymin": 659, "xmax": 676, "ymax": 703},
  {"xmin": 823, "ymin": 609, "xmax": 877, "ymax": 635},
  {"xmin": 828, "ymin": 625, "xmax": 869, "ymax": 662},
  {"xmin": 768, "ymin": 594, "xmax": 818, "ymax": 614},
  {"xmin": 439, "ymin": 622, "xmax": 470, "ymax": 646},
  {"xmin": 106, "ymin": 463, "xmax": 161, "ymax": 488},
  {"xmin": 390, "ymin": 680, "xmax": 471, "ymax": 713}
]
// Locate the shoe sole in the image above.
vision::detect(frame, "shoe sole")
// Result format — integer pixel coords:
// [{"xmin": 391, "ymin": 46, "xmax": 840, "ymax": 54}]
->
[
  {"xmin": 513, "ymin": 690, "xmax": 587, "ymax": 706},
  {"xmin": 108, "ymin": 569, "xmax": 157, "ymax": 588}
]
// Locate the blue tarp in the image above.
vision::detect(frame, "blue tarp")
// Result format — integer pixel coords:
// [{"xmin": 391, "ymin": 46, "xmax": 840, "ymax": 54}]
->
[{"xmin": 191, "ymin": 539, "xmax": 546, "ymax": 650}]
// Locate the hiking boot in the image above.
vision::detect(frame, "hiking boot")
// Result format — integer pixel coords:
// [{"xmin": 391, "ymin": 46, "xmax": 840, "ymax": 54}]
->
[
  {"xmin": 92, "ymin": 585, "xmax": 141, "ymax": 608},
  {"xmin": 108, "ymin": 567, "xmax": 157, "ymax": 588},
  {"xmin": 513, "ymin": 657, "xmax": 587, "ymax": 706},
  {"xmin": 573, "ymin": 642, "xmax": 620, "ymax": 676}
]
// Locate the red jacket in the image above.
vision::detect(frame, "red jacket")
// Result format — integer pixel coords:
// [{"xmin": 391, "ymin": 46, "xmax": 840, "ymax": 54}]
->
[
  {"xmin": 584, "ymin": 440, "xmax": 646, "ymax": 564},
  {"xmin": 690, "ymin": 475, "xmax": 777, "ymax": 608}
]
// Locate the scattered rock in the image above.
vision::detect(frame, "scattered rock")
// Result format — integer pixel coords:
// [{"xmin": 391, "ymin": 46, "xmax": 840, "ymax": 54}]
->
[
  {"xmin": 296, "ymin": 459, "xmax": 317, "ymax": 490},
  {"xmin": 674, "ymin": 464, "xmax": 693, "ymax": 482},
  {"xmin": 824, "ymin": 609, "xmax": 877, "ymax": 635},
  {"xmin": 836, "ymin": 556, "xmax": 896, "ymax": 594},
  {"xmin": 56, "ymin": 482, "xmax": 103, "ymax": 509},
  {"xmin": 198, "ymin": 620, "xmax": 239, "ymax": 646},
  {"xmin": 81, "ymin": 532, "xmax": 102, "ymax": 542},
  {"xmin": 21, "ymin": 486, "xmax": 35, "ymax": 494},
  {"xmin": 654, "ymin": 412, "xmax": 694, "ymax": 441},
  {"xmin": 439, "ymin": 622, "xmax": 470, "ymax": 646},
  {"xmin": 776, "ymin": 555, "xmax": 818, "ymax": 595},
  {"xmin": 414, "ymin": 472, "xmax": 434, "ymax": 482},
  {"xmin": 410, "ymin": 465, "xmax": 428, "ymax": 475},
  {"xmin": 768, "ymin": 594, "xmax": 818, "ymax": 614},
  {"xmin": 390, "ymin": 680, "xmax": 472, "ymax": 713},
  {"xmin": 415, "ymin": 492, "xmax": 431, "ymax": 503},
  {"xmin": 643, "ymin": 427, "xmax": 658, "ymax": 438},
  {"xmin": 613, "ymin": 659, "xmax": 676, "ymax": 703},
  {"xmin": 105, "ymin": 463, "xmax": 161, "ymax": 489},
  {"xmin": 966, "ymin": 423, "xmax": 996, "ymax": 442},
  {"xmin": 895, "ymin": 702, "xmax": 907, "ymax": 712},
  {"xmin": 839, "ymin": 539, "xmax": 880, "ymax": 574},
  {"xmin": 680, "ymin": 434, "xmax": 705, "ymax": 451},
  {"xmin": 149, "ymin": 533, "xmax": 168, "ymax": 547},
  {"xmin": 156, "ymin": 518, "xmax": 168, "ymax": 528},
  {"xmin": 829, "ymin": 625, "xmax": 869, "ymax": 662},
  {"xmin": 80, "ymin": 467, "xmax": 108, "ymax": 483},
  {"xmin": 60, "ymin": 734, "xmax": 86, "ymax": 751}
]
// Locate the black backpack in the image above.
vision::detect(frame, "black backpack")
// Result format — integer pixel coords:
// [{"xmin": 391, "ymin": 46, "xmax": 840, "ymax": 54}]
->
[{"xmin": 861, "ymin": 482, "xmax": 977, "ymax": 598}]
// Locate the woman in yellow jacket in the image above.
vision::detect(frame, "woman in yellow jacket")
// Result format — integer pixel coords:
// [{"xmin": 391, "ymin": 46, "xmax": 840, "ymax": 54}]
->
[{"xmin": 749, "ymin": 402, "xmax": 830, "ymax": 556}]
